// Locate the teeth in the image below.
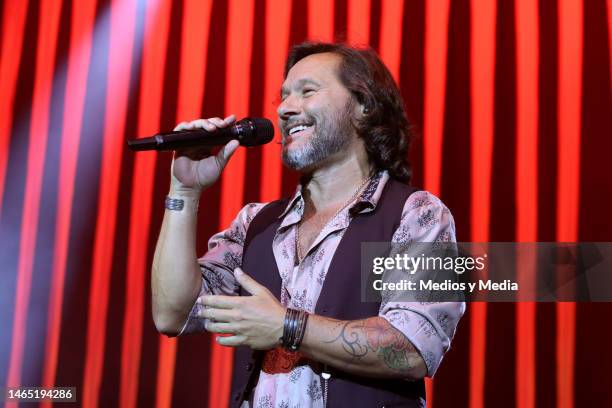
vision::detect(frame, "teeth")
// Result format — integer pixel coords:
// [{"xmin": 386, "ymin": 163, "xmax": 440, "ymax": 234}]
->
[{"xmin": 289, "ymin": 125, "xmax": 310, "ymax": 135}]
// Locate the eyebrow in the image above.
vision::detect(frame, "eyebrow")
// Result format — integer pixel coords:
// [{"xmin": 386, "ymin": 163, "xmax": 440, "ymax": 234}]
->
[{"xmin": 280, "ymin": 78, "xmax": 322, "ymax": 97}]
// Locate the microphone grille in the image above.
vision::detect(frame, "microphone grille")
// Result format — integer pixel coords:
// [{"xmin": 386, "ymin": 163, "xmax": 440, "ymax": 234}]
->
[{"xmin": 238, "ymin": 117, "xmax": 274, "ymax": 146}]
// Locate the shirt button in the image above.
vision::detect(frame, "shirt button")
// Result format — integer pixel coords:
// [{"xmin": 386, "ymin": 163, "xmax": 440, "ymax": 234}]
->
[{"xmin": 246, "ymin": 363, "xmax": 253, "ymax": 371}]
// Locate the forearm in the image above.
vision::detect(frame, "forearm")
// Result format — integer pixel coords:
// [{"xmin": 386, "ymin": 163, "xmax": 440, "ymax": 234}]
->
[
  {"xmin": 299, "ymin": 315, "xmax": 427, "ymax": 380},
  {"xmin": 152, "ymin": 189, "xmax": 203, "ymax": 335}
]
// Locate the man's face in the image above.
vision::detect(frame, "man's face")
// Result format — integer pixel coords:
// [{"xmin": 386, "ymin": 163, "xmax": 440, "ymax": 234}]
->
[{"xmin": 278, "ymin": 52, "xmax": 358, "ymax": 171}]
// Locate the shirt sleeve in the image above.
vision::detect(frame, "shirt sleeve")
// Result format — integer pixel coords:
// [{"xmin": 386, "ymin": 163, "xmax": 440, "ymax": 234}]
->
[
  {"xmin": 178, "ymin": 202, "xmax": 266, "ymax": 335},
  {"xmin": 378, "ymin": 190, "xmax": 466, "ymax": 377}
]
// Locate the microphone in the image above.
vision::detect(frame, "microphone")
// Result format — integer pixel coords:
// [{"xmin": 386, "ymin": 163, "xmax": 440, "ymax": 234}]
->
[{"xmin": 126, "ymin": 117, "xmax": 274, "ymax": 151}]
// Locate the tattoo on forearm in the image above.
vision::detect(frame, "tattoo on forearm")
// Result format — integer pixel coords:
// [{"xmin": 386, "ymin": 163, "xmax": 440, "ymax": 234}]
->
[{"xmin": 324, "ymin": 318, "xmax": 419, "ymax": 372}]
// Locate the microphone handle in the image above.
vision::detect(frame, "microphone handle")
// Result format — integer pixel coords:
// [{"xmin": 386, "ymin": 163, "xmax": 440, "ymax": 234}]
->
[{"xmin": 127, "ymin": 128, "xmax": 235, "ymax": 151}]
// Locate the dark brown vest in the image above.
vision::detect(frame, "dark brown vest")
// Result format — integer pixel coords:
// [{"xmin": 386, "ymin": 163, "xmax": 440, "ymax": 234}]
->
[{"xmin": 231, "ymin": 178, "xmax": 425, "ymax": 407}]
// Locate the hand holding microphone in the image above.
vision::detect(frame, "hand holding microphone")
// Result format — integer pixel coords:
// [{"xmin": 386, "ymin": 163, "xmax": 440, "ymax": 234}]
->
[
  {"xmin": 174, "ymin": 115, "xmax": 239, "ymax": 193},
  {"xmin": 128, "ymin": 115, "xmax": 273, "ymax": 194}
]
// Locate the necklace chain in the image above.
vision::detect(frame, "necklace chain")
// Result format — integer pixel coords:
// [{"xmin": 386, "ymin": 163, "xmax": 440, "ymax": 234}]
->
[{"xmin": 295, "ymin": 175, "xmax": 372, "ymax": 264}]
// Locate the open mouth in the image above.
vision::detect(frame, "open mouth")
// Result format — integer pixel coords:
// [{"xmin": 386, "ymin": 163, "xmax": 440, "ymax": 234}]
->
[{"xmin": 287, "ymin": 124, "xmax": 313, "ymax": 136}]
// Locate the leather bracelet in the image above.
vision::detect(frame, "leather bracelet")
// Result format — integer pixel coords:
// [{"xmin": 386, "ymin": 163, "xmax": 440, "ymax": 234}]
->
[
  {"xmin": 281, "ymin": 308, "xmax": 295, "ymax": 349},
  {"xmin": 281, "ymin": 309, "xmax": 292, "ymax": 345},
  {"xmin": 291, "ymin": 310, "xmax": 309, "ymax": 352},
  {"xmin": 280, "ymin": 308, "xmax": 309, "ymax": 351},
  {"xmin": 287, "ymin": 309, "xmax": 298, "ymax": 347}
]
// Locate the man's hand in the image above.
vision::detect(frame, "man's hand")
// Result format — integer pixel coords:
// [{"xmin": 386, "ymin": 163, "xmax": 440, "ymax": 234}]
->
[
  {"xmin": 198, "ymin": 270, "xmax": 428, "ymax": 380},
  {"xmin": 199, "ymin": 268, "xmax": 286, "ymax": 350},
  {"xmin": 171, "ymin": 115, "xmax": 240, "ymax": 194}
]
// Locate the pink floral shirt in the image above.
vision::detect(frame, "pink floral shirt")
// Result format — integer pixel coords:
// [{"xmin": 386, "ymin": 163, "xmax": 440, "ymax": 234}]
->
[{"xmin": 180, "ymin": 171, "xmax": 465, "ymax": 408}]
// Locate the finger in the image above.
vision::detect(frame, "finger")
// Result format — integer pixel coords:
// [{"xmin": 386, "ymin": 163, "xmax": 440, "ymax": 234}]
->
[
  {"xmin": 223, "ymin": 114, "xmax": 236, "ymax": 124},
  {"xmin": 205, "ymin": 321, "xmax": 237, "ymax": 334},
  {"xmin": 198, "ymin": 295, "xmax": 241, "ymax": 309},
  {"xmin": 234, "ymin": 268, "xmax": 265, "ymax": 296},
  {"xmin": 214, "ymin": 140, "xmax": 240, "ymax": 170},
  {"xmin": 208, "ymin": 117, "xmax": 227, "ymax": 128},
  {"xmin": 198, "ymin": 307, "xmax": 235, "ymax": 322},
  {"xmin": 173, "ymin": 121, "xmax": 189, "ymax": 131},
  {"xmin": 188, "ymin": 119, "xmax": 216, "ymax": 132},
  {"xmin": 216, "ymin": 335, "xmax": 247, "ymax": 347}
]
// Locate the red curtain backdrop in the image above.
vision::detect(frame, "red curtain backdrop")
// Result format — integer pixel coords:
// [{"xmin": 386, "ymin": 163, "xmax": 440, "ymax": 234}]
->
[{"xmin": 1, "ymin": 0, "xmax": 611, "ymax": 407}]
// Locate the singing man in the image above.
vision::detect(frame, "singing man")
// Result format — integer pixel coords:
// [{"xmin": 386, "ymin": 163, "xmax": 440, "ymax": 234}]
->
[{"xmin": 152, "ymin": 42, "xmax": 464, "ymax": 408}]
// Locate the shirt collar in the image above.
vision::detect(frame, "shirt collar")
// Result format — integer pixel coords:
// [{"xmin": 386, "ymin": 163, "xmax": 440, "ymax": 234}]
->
[{"xmin": 277, "ymin": 170, "xmax": 390, "ymax": 219}]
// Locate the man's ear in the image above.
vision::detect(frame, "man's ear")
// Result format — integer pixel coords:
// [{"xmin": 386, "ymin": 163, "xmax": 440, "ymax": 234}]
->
[{"xmin": 354, "ymin": 101, "xmax": 369, "ymax": 120}]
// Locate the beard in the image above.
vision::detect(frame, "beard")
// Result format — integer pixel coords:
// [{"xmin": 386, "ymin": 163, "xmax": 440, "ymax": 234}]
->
[{"xmin": 281, "ymin": 102, "xmax": 355, "ymax": 171}]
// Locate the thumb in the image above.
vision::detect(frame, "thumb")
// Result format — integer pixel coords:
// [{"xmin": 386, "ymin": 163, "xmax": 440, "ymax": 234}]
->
[
  {"xmin": 216, "ymin": 140, "xmax": 240, "ymax": 169},
  {"xmin": 234, "ymin": 268, "xmax": 265, "ymax": 296}
]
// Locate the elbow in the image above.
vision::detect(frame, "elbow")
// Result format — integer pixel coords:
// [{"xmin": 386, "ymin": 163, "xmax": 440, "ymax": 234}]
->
[
  {"xmin": 151, "ymin": 292, "xmax": 191, "ymax": 337},
  {"xmin": 155, "ymin": 324, "xmax": 179, "ymax": 338},
  {"xmin": 152, "ymin": 312, "xmax": 183, "ymax": 337},
  {"xmin": 410, "ymin": 360, "xmax": 428, "ymax": 381},
  {"xmin": 410, "ymin": 355, "xmax": 429, "ymax": 381},
  {"xmin": 396, "ymin": 354, "xmax": 428, "ymax": 381}
]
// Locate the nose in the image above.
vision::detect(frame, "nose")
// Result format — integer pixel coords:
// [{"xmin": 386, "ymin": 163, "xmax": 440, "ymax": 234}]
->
[{"xmin": 277, "ymin": 93, "xmax": 301, "ymax": 121}]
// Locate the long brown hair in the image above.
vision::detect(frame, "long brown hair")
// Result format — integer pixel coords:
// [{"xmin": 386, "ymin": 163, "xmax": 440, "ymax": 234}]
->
[{"xmin": 284, "ymin": 42, "xmax": 414, "ymax": 183}]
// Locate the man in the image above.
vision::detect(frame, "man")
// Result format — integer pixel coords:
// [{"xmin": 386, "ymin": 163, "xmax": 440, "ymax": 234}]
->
[{"xmin": 152, "ymin": 42, "xmax": 464, "ymax": 407}]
